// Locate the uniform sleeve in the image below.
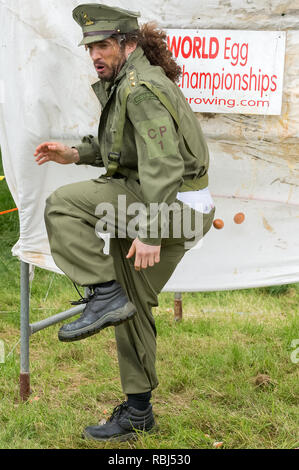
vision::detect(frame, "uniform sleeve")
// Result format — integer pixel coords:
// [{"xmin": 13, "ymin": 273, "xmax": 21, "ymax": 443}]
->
[
  {"xmin": 127, "ymin": 87, "xmax": 184, "ymax": 245},
  {"xmin": 74, "ymin": 135, "xmax": 104, "ymax": 167}
]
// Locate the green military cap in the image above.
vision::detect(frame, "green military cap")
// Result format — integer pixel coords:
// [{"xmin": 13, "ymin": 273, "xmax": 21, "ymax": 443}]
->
[{"xmin": 73, "ymin": 3, "xmax": 140, "ymax": 46}]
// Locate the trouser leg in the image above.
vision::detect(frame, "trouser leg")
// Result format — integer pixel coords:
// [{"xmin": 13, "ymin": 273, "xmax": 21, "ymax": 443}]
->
[
  {"xmin": 111, "ymin": 237, "xmax": 159, "ymax": 394},
  {"xmin": 112, "ymin": 236, "xmax": 190, "ymax": 394},
  {"xmin": 44, "ymin": 179, "xmax": 120, "ymax": 286}
]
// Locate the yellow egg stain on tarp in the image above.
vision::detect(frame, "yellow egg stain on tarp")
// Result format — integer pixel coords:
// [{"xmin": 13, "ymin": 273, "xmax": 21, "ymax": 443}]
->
[{"xmin": 262, "ymin": 216, "xmax": 275, "ymax": 233}]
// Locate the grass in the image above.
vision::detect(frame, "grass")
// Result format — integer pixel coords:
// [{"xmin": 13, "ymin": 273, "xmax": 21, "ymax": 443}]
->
[{"xmin": 0, "ymin": 153, "xmax": 298, "ymax": 449}]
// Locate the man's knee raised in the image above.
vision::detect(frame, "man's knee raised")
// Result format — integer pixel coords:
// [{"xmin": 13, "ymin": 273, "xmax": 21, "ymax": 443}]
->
[{"xmin": 44, "ymin": 187, "xmax": 66, "ymax": 220}]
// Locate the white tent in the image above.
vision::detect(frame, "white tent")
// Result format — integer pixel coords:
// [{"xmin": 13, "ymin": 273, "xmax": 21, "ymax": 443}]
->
[{"xmin": 0, "ymin": 0, "xmax": 298, "ymax": 291}]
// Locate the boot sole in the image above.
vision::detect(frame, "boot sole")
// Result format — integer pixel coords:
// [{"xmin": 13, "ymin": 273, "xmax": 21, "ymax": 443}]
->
[
  {"xmin": 58, "ymin": 302, "xmax": 137, "ymax": 342},
  {"xmin": 83, "ymin": 424, "xmax": 158, "ymax": 442}
]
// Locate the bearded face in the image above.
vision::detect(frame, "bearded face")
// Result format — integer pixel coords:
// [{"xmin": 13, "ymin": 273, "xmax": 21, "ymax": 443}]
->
[{"xmin": 87, "ymin": 38, "xmax": 126, "ymax": 82}]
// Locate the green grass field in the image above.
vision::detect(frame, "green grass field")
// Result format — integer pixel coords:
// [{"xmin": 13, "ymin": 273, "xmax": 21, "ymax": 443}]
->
[{"xmin": 0, "ymin": 154, "xmax": 298, "ymax": 449}]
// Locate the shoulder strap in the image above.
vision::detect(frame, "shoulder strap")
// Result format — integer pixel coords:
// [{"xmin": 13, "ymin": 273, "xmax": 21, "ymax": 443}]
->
[{"xmin": 139, "ymin": 80, "xmax": 180, "ymax": 128}]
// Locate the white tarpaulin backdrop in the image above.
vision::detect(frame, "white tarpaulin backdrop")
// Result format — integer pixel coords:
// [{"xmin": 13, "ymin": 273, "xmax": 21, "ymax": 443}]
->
[{"xmin": 0, "ymin": 0, "xmax": 298, "ymax": 291}]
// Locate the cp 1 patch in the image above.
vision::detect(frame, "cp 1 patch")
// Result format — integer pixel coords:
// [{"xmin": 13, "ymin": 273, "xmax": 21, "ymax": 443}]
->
[
  {"xmin": 134, "ymin": 91, "xmax": 158, "ymax": 105},
  {"xmin": 136, "ymin": 116, "xmax": 177, "ymax": 159}
]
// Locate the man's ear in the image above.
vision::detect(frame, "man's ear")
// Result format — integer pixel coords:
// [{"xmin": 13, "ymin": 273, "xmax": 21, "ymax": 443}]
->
[{"xmin": 125, "ymin": 42, "xmax": 137, "ymax": 59}]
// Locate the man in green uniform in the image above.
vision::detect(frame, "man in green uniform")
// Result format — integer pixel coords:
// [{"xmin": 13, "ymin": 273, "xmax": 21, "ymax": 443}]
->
[{"xmin": 34, "ymin": 3, "xmax": 215, "ymax": 442}]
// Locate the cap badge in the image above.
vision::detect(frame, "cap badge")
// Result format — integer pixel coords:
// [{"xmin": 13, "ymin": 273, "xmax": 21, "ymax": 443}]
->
[{"xmin": 83, "ymin": 13, "xmax": 95, "ymax": 26}]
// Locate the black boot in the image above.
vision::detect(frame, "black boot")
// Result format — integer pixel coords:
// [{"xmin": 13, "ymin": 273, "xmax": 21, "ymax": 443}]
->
[
  {"xmin": 58, "ymin": 281, "xmax": 136, "ymax": 342},
  {"xmin": 83, "ymin": 402, "xmax": 156, "ymax": 442}
]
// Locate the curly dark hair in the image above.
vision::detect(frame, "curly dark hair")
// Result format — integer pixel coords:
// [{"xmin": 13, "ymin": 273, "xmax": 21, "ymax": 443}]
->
[{"xmin": 122, "ymin": 23, "xmax": 182, "ymax": 83}]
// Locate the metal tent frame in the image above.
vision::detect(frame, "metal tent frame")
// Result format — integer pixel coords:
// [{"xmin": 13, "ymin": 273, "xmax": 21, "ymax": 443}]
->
[
  {"xmin": 19, "ymin": 261, "xmax": 85, "ymax": 400},
  {"xmin": 19, "ymin": 260, "xmax": 183, "ymax": 400}
]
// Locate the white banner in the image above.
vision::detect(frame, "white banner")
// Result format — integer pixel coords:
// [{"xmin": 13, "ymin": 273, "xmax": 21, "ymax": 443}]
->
[
  {"xmin": 0, "ymin": 0, "xmax": 298, "ymax": 292},
  {"xmin": 167, "ymin": 30, "xmax": 286, "ymax": 115}
]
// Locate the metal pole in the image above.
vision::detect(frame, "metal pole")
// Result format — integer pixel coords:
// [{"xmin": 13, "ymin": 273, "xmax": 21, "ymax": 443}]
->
[
  {"xmin": 20, "ymin": 261, "xmax": 31, "ymax": 401},
  {"xmin": 174, "ymin": 292, "xmax": 183, "ymax": 321},
  {"xmin": 29, "ymin": 287, "xmax": 89, "ymax": 334},
  {"xmin": 30, "ymin": 304, "xmax": 85, "ymax": 334}
]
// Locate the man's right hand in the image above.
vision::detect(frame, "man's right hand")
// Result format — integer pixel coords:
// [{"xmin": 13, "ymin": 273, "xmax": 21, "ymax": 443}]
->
[{"xmin": 34, "ymin": 142, "xmax": 79, "ymax": 165}]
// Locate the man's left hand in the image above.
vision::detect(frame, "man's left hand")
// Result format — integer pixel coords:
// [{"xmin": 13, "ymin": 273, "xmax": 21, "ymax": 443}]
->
[{"xmin": 126, "ymin": 238, "xmax": 161, "ymax": 271}]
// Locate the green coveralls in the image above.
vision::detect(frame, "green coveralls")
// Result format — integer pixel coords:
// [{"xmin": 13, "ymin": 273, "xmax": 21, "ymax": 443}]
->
[{"xmin": 45, "ymin": 47, "xmax": 215, "ymax": 394}]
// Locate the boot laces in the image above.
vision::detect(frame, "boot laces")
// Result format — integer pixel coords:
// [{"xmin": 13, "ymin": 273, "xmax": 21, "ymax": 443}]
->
[
  {"xmin": 70, "ymin": 283, "xmax": 95, "ymax": 306},
  {"xmin": 108, "ymin": 402, "xmax": 128, "ymax": 422}
]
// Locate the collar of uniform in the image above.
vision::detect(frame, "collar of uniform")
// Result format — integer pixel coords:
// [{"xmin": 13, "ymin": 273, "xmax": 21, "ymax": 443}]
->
[{"xmin": 114, "ymin": 46, "xmax": 145, "ymax": 84}]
